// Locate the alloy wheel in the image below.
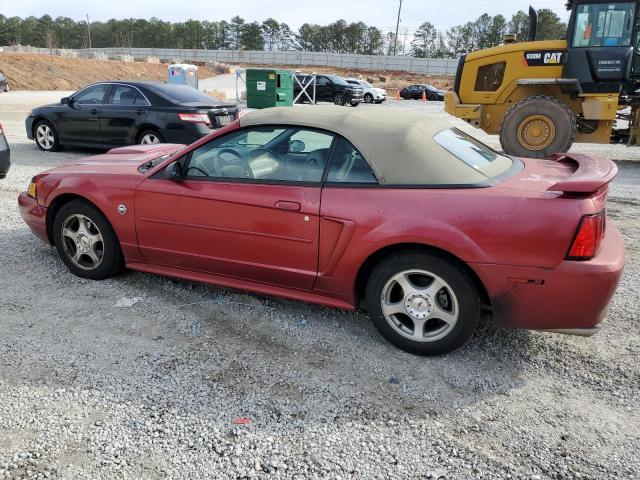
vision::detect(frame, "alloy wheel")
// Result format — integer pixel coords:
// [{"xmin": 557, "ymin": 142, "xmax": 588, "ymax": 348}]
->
[
  {"xmin": 140, "ymin": 133, "xmax": 160, "ymax": 144},
  {"xmin": 60, "ymin": 214, "xmax": 104, "ymax": 270},
  {"xmin": 36, "ymin": 124, "xmax": 55, "ymax": 150},
  {"xmin": 380, "ymin": 269, "xmax": 459, "ymax": 342}
]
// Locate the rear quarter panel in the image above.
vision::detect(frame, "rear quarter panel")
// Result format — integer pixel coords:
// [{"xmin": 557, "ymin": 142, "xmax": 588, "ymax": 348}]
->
[{"xmin": 316, "ymin": 185, "xmax": 596, "ymax": 300}]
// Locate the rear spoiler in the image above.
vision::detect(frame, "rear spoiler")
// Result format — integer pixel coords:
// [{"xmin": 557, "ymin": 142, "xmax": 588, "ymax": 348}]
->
[{"xmin": 547, "ymin": 153, "xmax": 617, "ymax": 194}]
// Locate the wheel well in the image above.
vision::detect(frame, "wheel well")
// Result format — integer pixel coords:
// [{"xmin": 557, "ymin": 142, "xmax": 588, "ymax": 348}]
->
[
  {"xmin": 31, "ymin": 116, "xmax": 49, "ymax": 137},
  {"xmin": 354, "ymin": 243, "xmax": 491, "ymax": 308},
  {"xmin": 45, "ymin": 194, "xmax": 102, "ymax": 244},
  {"xmin": 136, "ymin": 125, "xmax": 162, "ymax": 142}
]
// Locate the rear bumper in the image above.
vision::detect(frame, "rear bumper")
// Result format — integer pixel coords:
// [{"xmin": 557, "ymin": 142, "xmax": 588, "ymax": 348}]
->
[
  {"xmin": 18, "ymin": 192, "xmax": 49, "ymax": 243},
  {"xmin": 0, "ymin": 139, "xmax": 9, "ymax": 179},
  {"xmin": 473, "ymin": 221, "xmax": 625, "ymax": 331}
]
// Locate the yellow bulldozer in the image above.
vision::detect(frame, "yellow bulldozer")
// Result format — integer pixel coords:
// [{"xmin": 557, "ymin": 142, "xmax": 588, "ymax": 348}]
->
[{"xmin": 445, "ymin": 1, "xmax": 640, "ymax": 158}]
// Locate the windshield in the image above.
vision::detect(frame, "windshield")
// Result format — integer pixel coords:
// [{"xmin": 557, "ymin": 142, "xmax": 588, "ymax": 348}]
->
[
  {"xmin": 149, "ymin": 83, "xmax": 226, "ymax": 104},
  {"xmin": 572, "ymin": 2, "xmax": 635, "ymax": 47},
  {"xmin": 329, "ymin": 75, "xmax": 349, "ymax": 86},
  {"xmin": 433, "ymin": 128, "xmax": 513, "ymax": 177},
  {"xmin": 425, "ymin": 85, "xmax": 437, "ymax": 91},
  {"xmin": 360, "ymin": 80, "xmax": 373, "ymax": 88}
]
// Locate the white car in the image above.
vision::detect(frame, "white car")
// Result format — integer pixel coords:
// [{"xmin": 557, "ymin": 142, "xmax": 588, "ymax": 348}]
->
[{"xmin": 345, "ymin": 78, "xmax": 387, "ymax": 104}]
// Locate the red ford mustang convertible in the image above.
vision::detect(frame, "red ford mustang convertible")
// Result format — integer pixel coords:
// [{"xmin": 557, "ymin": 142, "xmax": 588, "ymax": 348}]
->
[{"xmin": 19, "ymin": 106, "xmax": 624, "ymax": 355}]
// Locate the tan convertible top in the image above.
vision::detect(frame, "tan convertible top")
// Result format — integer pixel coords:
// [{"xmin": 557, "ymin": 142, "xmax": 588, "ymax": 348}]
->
[{"xmin": 240, "ymin": 105, "xmax": 510, "ymax": 185}]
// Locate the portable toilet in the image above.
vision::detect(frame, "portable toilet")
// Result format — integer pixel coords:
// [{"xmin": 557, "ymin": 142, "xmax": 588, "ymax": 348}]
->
[
  {"xmin": 246, "ymin": 68, "xmax": 293, "ymax": 109},
  {"xmin": 167, "ymin": 64, "xmax": 199, "ymax": 89}
]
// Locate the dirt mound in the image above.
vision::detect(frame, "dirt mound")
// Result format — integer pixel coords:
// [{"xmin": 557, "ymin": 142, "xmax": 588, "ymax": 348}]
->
[{"xmin": 0, "ymin": 53, "xmax": 215, "ymax": 91}]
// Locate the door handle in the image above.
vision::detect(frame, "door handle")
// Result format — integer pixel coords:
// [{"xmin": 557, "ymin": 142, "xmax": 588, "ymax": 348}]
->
[
  {"xmin": 90, "ymin": 108, "xmax": 98, "ymax": 114},
  {"xmin": 274, "ymin": 200, "xmax": 301, "ymax": 211},
  {"xmin": 135, "ymin": 109, "xmax": 145, "ymax": 115}
]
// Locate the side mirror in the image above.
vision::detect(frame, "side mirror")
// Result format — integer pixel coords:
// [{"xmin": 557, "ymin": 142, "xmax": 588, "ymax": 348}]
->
[
  {"xmin": 61, "ymin": 97, "xmax": 71, "ymax": 105},
  {"xmin": 289, "ymin": 139, "xmax": 305, "ymax": 153},
  {"xmin": 164, "ymin": 161, "xmax": 184, "ymax": 181}
]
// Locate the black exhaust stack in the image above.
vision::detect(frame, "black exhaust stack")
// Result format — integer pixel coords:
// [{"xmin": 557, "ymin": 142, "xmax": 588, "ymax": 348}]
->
[{"xmin": 527, "ymin": 6, "xmax": 538, "ymax": 41}]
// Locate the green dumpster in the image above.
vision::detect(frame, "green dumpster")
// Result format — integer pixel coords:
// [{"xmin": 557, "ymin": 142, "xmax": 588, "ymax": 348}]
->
[{"xmin": 246, "ymin": 69, "xmax": 293, "ymax": 109}]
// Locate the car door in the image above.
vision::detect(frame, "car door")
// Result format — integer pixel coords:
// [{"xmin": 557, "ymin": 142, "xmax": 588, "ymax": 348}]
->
[
  {"xmin": 56, "ymin": 84, "xmax": 110, "ymax": 145},
  {"xmin": 100, "ymin": 84, "xmax": 151, "ymax": 146},
  {"xmin": 134, "ymin": 125, "xmax": 335, "ymax": 290},
  {"xmin": 315, "ymin": 76, "xmax": 332, "ymax": 101}
]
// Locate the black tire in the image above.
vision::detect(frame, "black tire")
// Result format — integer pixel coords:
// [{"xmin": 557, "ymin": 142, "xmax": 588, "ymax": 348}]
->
[
  {"xmin": 365, "ymin": 251, "xmax": 480, "ymax": 356},
  {"xmin": 33, "ymin": 119, "xmax": 61, "ymax": 152},
  {"xmin": 53, "ymin": 200, "xmax": 124, "ymax": 280},
  {"xmin": 333, "ymin": 93, "xmax": 346, "ymax": 106},
  {"xmin": 364, "ymin": 93, "xmax": 374, "ymax": 103},
  {"xmin": 499, "ymin": 95, "xmax": 576, "ymax": 159},
  {"xmin": 137, "ymin": 128, "xmax": 164, "ymax": 145}
]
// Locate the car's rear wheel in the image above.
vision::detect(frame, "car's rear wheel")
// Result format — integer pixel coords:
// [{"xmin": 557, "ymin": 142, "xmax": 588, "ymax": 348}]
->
[
  {"xmin": 138, "ymin": 129, "xmax": 164, "ymax": 145},
  {"xmin": 333, "ymin": 93, "xmax": 346, "ymax": 106},
  {"xmin": 53, "ymin": 200, "xmax": 124, "ymax": 280},
  {"xmin": 34, "ymin": 120, "xmax": 61, "ymax": 152},
  {"xmin": 364, "ymin": 93, "xmax": 373, "ymax": 103},
  {"xmin": 365, "ymin": 251, "xmax": 480, "ymax": 355}
]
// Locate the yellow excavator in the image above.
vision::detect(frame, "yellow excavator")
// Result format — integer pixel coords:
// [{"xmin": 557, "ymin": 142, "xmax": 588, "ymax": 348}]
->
[{"xmin": 445, "ymin": 1, "xmax": 640, "ymax": 157}]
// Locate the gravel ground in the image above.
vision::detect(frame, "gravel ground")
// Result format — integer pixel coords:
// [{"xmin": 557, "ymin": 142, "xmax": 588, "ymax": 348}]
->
[{"xmin": 0, "ymin": 92, "xmax": 639, "ymax": 480}]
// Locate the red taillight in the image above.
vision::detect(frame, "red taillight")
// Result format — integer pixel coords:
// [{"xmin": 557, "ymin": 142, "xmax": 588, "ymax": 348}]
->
[
  {"xmin": 178, "ymin": 113, "xmax": 211, "ymax": 125},
  {"xmin": 566, "ymin": 211, "xmax": 606, "ymax": 260}
]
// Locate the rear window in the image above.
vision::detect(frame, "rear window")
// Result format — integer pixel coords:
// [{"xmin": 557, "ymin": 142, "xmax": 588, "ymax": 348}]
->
[
  {"xmin": 149, "ymin": 83, "xmax": 222, "ymax": 104},
  {"xmin": 433, "ymin": 128, "xmax": 513, "ymax": 176}
]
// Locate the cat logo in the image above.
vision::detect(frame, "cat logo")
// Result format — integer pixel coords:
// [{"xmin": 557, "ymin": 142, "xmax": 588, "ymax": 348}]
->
[
  {"xmin": 524, "ymin": 50, "xmax": 566, "ymax": 67},
  {"xmin": 544, "ymin": 52, "xmax": 563, "ymax": 64}
]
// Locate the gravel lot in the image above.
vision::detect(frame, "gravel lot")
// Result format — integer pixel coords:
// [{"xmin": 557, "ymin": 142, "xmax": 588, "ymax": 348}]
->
[{"xmin": 1, "ymin": 91, "xmax": 639, "ymax": 480}]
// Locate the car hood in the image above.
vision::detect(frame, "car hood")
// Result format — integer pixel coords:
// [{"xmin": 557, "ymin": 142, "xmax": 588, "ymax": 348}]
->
[{"xmin": 46, "ymin": 144, "xmax": 184, "ymax": 176}]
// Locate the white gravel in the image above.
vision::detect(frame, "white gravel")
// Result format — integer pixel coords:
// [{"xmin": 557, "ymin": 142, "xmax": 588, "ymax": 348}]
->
[{"xmin": 1, "ymin": 91, "xmax": 639, "ymax": 480}]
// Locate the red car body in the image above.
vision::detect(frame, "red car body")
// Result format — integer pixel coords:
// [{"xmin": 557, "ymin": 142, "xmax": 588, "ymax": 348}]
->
[{"xmin": 19, "ymin": 117, "xmax": 624, "ymax": 337}]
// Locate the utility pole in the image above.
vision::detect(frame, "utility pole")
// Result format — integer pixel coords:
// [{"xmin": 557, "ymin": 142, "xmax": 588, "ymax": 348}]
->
[
  {"xmin": 86, "ymin": 14, "xmax": 92, "ymax": 49},
  {"xmin": 393, "ymin": 0, "xmax": 403, "ymax": 55},
  {"xmin": 402, "ymin": 27, "xmax": 408, "ymax": 55}
]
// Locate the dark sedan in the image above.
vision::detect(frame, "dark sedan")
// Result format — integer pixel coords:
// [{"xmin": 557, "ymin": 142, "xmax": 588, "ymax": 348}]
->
[
  {"xmin": 0, "ymin": 123, "xmax": 9, "ymax": 179},
  {"xmin": 400, "ymin": 84, "xmax": 445, "ymax": 101},
  {"xmin": 25, "ymin": 81, "xmax": 238, "ymax": 152}
]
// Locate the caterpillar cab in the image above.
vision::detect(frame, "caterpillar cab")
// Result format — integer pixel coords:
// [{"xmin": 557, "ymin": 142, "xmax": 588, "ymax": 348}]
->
[{"xmin": 445, "ymin": 1, "xmax": 640, "ymax": 157}]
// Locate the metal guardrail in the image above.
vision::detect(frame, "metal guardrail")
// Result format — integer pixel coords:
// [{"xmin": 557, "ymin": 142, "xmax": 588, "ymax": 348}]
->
[{"xmin": 1, "ymin": 45, "xmax": 459, "ymax": 75}]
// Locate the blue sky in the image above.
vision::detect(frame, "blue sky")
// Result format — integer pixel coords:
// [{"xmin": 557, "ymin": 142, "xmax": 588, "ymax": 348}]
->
[{"xmin": 2, "ymin": 0, "xmax": 569, "ymax": 32}]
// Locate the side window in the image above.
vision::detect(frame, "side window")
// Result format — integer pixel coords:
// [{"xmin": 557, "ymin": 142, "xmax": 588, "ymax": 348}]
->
[
  {"xmin": 107, "ymin": 85, "xmax": 139, "ymax": 106},
  {"xmin": 326, "ymin": 137, "xmax": 378, "ymax": 184},
  {"xmin": 316, "ymin": 76, "xmax": 329, "ymax": 86},
  {"xmin": 74, "ymin": 84, "xmax": 110, "ymax": 104},
  {"xmin": 184, "ymin": 126, "xmax": 334, "ymax": 183},
  {"xmin": 134, "ymin": 93, "xmax": 150, "ymax": 106}
]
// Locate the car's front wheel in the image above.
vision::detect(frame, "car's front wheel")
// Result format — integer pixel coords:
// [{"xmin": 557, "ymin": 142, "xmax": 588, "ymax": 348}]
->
[
  {"xmin": 53, "ymin": 200, "xmax": 124, "ymax": 280},
  {"xmin": 364, "ymin": 93, "xmax": 373, "ymax": 103},
  {"xmin": 365, "ymin": 251, "xmax": 480, "ymax": 355},
  {"xmin": 333, "ymin": 93, "xmax": 346, "ymax": 106},
  {"xmin": 34, "ymin": 120, "xmax": 61, "ymax": 152}
]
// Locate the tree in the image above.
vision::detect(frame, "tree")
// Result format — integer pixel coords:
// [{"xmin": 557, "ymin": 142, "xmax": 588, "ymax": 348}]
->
[
  {"xmin": 508, "ymin": 10, "xmax": 530, "ymax": 42},
  {"xmin": 241, "ymin": 22, "xmax": 264, "ymax": 50},
  {"xmin": 261, "ymin": 18, "xmax": 280, "ymax": 51},
  {"xmin": 411, "ymin": 22, "xmax": 437, "ymax": 58},
  {"xmin": 229, "ymin": 15, "xmax": 244, "ymax": 49},
  {"xmin": 537, "ymin": 8, "xmax": 566, "ymax": 40}
]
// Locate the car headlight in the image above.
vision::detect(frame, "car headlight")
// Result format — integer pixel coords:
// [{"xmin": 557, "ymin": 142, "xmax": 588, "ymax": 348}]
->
[{"xmin": 27, "ymin": 179, "xmax": 37, "ymax": 199}]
